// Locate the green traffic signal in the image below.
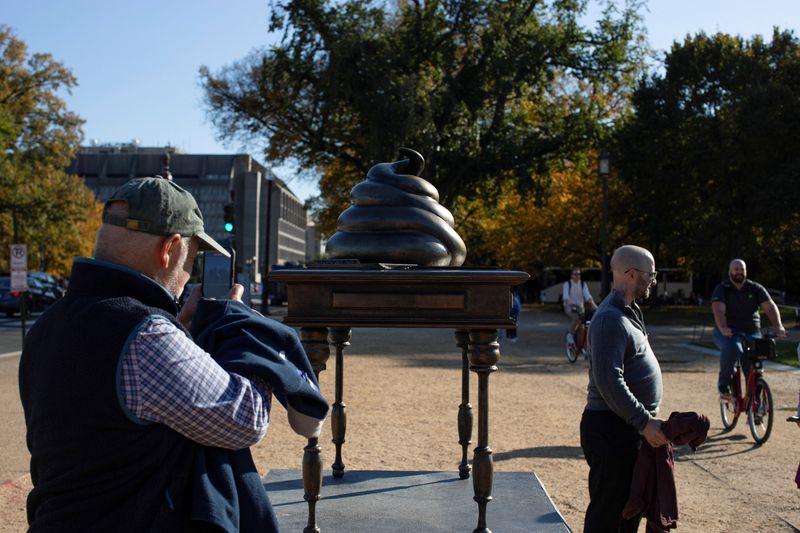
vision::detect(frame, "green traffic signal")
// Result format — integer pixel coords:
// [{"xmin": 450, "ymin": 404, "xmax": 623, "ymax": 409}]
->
[{"xmin": 223, "ymin": 203, "xmax": 235, "ymax": 233}]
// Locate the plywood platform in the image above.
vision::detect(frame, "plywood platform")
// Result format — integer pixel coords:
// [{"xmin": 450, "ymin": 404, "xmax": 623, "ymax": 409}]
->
[{"xmin": 264, "ymin": 469, "xmax": 572, "ymax": 532}]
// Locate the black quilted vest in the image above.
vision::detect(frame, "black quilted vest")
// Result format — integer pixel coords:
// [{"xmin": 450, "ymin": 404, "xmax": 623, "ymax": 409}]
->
[{"xmin": 19, "ymin": 258, "xmax": 199, "ymax": 532}]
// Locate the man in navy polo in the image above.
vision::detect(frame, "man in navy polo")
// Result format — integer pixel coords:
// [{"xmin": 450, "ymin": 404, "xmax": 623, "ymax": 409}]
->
[{"xmin": 711, "ymin": 258, "xmax": 785, "ymax": 398}]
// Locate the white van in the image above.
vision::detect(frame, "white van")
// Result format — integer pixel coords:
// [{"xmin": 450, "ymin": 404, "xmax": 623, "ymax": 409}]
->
[{"xmin": 539, "ymin": 266, "xmax": 692, "ymax": 304}]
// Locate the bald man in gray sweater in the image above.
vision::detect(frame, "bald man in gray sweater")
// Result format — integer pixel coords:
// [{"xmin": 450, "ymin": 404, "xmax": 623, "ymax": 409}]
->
[{"xmin": 580, "ymin": 245, "xmax": 669, "ymax": 533}]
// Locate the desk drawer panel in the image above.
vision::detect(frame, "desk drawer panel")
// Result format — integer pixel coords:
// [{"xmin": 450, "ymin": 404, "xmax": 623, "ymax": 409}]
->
[{"xmin": 332, "ymin": 292, "xmax": 465, "ymax": 310}]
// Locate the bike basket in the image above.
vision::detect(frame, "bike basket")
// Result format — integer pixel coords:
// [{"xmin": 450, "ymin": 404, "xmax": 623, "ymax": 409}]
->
[{"xmin": 751, "ymin": 337, "xmax": 776, "ymax": 360}]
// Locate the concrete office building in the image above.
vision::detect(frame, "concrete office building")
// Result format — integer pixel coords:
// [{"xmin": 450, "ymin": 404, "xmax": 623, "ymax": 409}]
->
[{"xmin": 68, "ymin": 142, "xmax": 312, "ymax": 284}]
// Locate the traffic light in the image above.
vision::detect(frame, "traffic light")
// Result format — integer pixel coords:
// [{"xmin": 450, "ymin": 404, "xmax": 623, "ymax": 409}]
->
[{"xmin": 223, "ymin": 203, "xmax": 235, "ymax": 233}]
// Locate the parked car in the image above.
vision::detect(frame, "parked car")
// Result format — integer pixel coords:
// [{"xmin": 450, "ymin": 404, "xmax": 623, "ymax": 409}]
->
[
  {"xmin": 767, "ymin": 288, "xmax": 786, "ymax": 304},
  {"xmin": 0, "ymin": 272, "xmax": 64, "ymax": 317},
  {"xmin": 267, "ymin": 262, "xmax": 304, "ymax": 305}
]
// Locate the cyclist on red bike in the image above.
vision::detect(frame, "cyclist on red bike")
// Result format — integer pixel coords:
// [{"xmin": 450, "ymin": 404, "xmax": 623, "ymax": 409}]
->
[
  {"xmin": 711, "ymin": 259, "xmax": 785, "ymax": 400},
  {"xmin": 563, "ymin": 268, "xmax": 597, "ymax": 344}
]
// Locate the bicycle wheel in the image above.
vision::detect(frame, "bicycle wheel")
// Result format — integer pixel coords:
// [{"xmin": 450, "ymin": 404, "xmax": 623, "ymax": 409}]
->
[
  {"xmin": 719, "ymin": 375, "xmax": 740, "ymax": 431},
  {"xmin": 565, "ymin": 332, "xmax": 578, "ymax": 363},
  {"xmin": 747, "ymin": 378, "xmax": 774, "ymax": 444}
]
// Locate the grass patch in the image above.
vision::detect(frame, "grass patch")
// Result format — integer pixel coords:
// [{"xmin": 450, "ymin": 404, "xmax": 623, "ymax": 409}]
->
[
  {"xmin": 639, "ymin": 305, "xmax": 714, "ymax": 326},
  {"xmin": 691, "ymin": 341, "xmax": 799, "ymax": 368}
]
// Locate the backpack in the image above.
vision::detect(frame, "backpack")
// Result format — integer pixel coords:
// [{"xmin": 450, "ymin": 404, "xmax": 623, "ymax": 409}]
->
[
  {"xmin": 563, "ymin": 280, "xmax": 586, "ymax": 292},
  {"xmin": 563, "ymin": 279, "xmax": 586, "ymax": 306}
]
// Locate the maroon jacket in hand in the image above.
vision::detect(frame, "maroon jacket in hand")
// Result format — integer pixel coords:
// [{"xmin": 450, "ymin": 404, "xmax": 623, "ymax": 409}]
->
[{"xmin": 622, "ymin": 411, "xmax": 710, "ymax": 532}]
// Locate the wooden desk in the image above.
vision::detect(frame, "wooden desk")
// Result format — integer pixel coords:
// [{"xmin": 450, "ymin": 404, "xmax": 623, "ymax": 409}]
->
[{"xmin": 270, "ymin": 267, "xmax": 530, "ymax": 533}]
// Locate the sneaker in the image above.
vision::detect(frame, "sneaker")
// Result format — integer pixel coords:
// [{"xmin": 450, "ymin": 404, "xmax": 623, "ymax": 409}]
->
[
  {"xmin": 753, "ymin": 397, "xmax": 767, "ymax": 419},
  {"xmin": 718, "ymin": 389, "xmax": 733, "ymax": 403},
  {"xmin": 752, "ymin": 403, "xmax": 764, "ymax": 425},
  {"xmin": 567, "ymin": 333, "xmax": 575, "ymax": 344}
]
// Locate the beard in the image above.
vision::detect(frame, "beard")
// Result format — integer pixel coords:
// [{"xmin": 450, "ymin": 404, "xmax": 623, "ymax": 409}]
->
[
  {"xmin": 730, "ymin": 273, "xmax": 745, "ymax": 283},
  {"xmin": 640, "ymin": 285, "xmax": 651, "ymax": 301},
  {"xmin": 636, "ymin": 282, "xmax": 652, "ymax": 301}
]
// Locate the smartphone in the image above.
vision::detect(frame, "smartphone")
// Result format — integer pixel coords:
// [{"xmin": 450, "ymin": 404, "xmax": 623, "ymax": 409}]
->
[{"xmin": 202, "ymin": 249, "xmax": 235, "ymax": 299}]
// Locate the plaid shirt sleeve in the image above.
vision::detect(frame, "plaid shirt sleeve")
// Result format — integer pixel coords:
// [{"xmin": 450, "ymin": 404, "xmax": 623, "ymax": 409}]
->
[{"xmin": 120, "ymin": 315, "xmax": 271, "ymax": 449}]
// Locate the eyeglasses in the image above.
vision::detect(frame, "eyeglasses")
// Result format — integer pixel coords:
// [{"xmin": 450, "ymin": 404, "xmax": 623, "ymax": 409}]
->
[
  {"xmin": 571, "ymin": 272, "xmax": 581, "ymax": 276},
  {"xmin": 625, "ymin": 268, "xmax": 657, "ymax": 281}
]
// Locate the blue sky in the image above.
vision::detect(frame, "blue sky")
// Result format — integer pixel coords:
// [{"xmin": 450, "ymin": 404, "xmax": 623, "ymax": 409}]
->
[{"xmin": 4, "ymin": 1, "xmax": 799, "ymax": 201}]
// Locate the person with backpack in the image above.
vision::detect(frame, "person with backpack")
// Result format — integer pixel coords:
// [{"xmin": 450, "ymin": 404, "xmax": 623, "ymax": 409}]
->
[
  {"xmin": 563, "ymin": 268, "xmax": 597, "ymax": 344},
  {"xmin": 711, "ymin": 258, "xmax": 785, "ymax": 399}
]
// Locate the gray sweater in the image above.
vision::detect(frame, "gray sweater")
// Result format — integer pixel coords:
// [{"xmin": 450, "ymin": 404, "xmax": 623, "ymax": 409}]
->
[{"xmin": 585, "ymin": 289, "xmax": 662, "ymax": 431}]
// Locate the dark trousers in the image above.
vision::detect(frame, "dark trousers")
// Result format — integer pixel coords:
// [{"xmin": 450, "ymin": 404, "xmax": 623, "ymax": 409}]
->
[{"xmin": 580, "ymin": 409, "xmax": 642, "ymax": 533}]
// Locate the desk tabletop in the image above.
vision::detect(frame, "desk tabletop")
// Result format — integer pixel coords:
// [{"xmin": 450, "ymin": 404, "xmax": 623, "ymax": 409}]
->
[
  {"xmin": 271, "ymin": 267, "xmax": 529, "ymax": 329},
  {"xmin": 270, "ymin": 266, "xmax": 529, "ymax": 285}
]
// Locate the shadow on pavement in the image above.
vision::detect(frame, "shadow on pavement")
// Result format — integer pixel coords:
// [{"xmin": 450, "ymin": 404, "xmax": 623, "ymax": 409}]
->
[
  {"xmin": 675, "ymin": 430, "xmax": 761, "ymax": 461},
  {"xmin": 493, "ymin": 446, "xmax": 584, "ymax": 462}
]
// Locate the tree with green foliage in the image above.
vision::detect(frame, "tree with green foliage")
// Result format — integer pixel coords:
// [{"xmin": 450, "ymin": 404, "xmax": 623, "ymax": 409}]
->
[
  {"xmin": 201, "ymin": 0, "xmax": 648, "ymax": 241},
  {"xmin": 0, "ymin": 26, "xmax": 100, "ymax": 276},
  {"xmin": 615, "ymin": 29, "xmax": 800, "ymax": 294}
]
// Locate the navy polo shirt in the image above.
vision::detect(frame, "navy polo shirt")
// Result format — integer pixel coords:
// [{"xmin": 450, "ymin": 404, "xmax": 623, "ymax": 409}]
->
[{"xmin": 711, "ymin": 279, "xmax": 770, "ymax": 333}]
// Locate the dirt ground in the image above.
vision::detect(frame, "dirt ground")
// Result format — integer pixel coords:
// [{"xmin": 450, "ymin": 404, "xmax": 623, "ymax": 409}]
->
[{"xmin": 1, "ymin": 307, "xmax": 799, "ymax": 532}]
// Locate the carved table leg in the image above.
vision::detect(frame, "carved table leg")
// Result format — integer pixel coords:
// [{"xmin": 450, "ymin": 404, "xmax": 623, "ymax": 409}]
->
[
  {"xmin": 328, "ymin": 327, "xmax": 351, "ymax": 478},
  {"xmin": 299, "ymin": 327, "xmax": 331, "ymax": 533},
  {"xmin": 468, "ymin": 329, "xmax": 499, "ymax": 533},
  {"xmin": 455, "ymin": 329, "xmax": 473, "ymax": 479}
]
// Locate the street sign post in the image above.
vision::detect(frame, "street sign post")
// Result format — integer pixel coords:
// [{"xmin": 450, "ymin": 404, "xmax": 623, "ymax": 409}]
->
[
  {"xmin": 9, "ymin": 243, "xmax": 28, "ymax": 342},
  {"xmin": 10, "ymin": 244, "xmax": 28, "ymax": 291}
]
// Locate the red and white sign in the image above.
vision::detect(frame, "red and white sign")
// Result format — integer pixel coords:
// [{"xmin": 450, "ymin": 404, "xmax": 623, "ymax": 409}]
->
[{"xmin": 10, "ymin": 244, "xmax": 28, "ymax": 292}]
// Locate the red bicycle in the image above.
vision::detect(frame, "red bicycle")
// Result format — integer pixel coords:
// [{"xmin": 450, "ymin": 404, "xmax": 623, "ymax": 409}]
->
[
  {"xmin": 719, "ymin": 334, "xmax": 776, "ymax": 444},
  {"xmin": 565, "ymin": 306, "xmax": 592, "ymax": 363}
]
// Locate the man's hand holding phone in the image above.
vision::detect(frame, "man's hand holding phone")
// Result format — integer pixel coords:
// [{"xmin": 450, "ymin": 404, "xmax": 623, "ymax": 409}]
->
[
  {"xmin": 179, "ymin": 249, "xmax": 241, "ymax": 329},
  {"xmin": 226, "ymin": 283, "xmax": 245, "ymax": 301}
]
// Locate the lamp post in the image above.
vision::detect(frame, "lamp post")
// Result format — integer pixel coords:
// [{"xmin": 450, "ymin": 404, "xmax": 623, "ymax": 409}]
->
[
  {"xmin": 261, "ymin": 175, "xmax": 273, "ymax": 315},
  {"xmin": 599, "ymin": 151, "xmax": 610, "ymax": 297}
]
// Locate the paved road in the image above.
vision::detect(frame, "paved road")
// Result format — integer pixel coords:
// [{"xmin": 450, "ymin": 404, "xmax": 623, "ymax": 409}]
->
[{"xmin": 0, "ymin": 315, "xmax": 32, "ymax": 356}]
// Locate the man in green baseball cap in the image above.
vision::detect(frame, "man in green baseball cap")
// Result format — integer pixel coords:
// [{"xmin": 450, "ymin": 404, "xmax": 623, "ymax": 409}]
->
[{"xmin": 18, "ymin": 176, "xmax": 278, "ymax": 530}]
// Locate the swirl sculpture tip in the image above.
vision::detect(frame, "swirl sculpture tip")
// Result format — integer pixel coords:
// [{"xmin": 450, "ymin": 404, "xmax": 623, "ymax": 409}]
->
[{"xmin": 397, "ymin": 147, "xmax": 424, "ymax": 175}]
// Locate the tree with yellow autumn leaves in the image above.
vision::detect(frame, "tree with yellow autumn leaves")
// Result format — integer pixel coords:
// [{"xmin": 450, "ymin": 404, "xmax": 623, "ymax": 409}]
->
[
  {"xmin": 455, "ymin": 160, "xmax": 629, "ymax": 272},
  {"xmin": 0, "ymin": 26, "xmax": 101, "ymax": 277}
]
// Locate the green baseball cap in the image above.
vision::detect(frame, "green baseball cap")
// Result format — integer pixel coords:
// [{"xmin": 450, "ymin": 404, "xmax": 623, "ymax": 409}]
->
[{"xmin": 102, "ymin": 176, "xmax": 230, "ymax": 257}]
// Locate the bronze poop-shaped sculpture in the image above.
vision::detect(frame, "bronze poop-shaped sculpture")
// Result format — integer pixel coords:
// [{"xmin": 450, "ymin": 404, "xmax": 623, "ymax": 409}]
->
[{"xmin": 325, "ymin": 148, "xmax": 467, "ymax": 267}]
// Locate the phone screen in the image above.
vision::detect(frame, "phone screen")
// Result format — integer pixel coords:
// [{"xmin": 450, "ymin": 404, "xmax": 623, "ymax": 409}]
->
[{"xmin": 202, "ymin": 251, "xmax": 233, "ymax": 299}]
